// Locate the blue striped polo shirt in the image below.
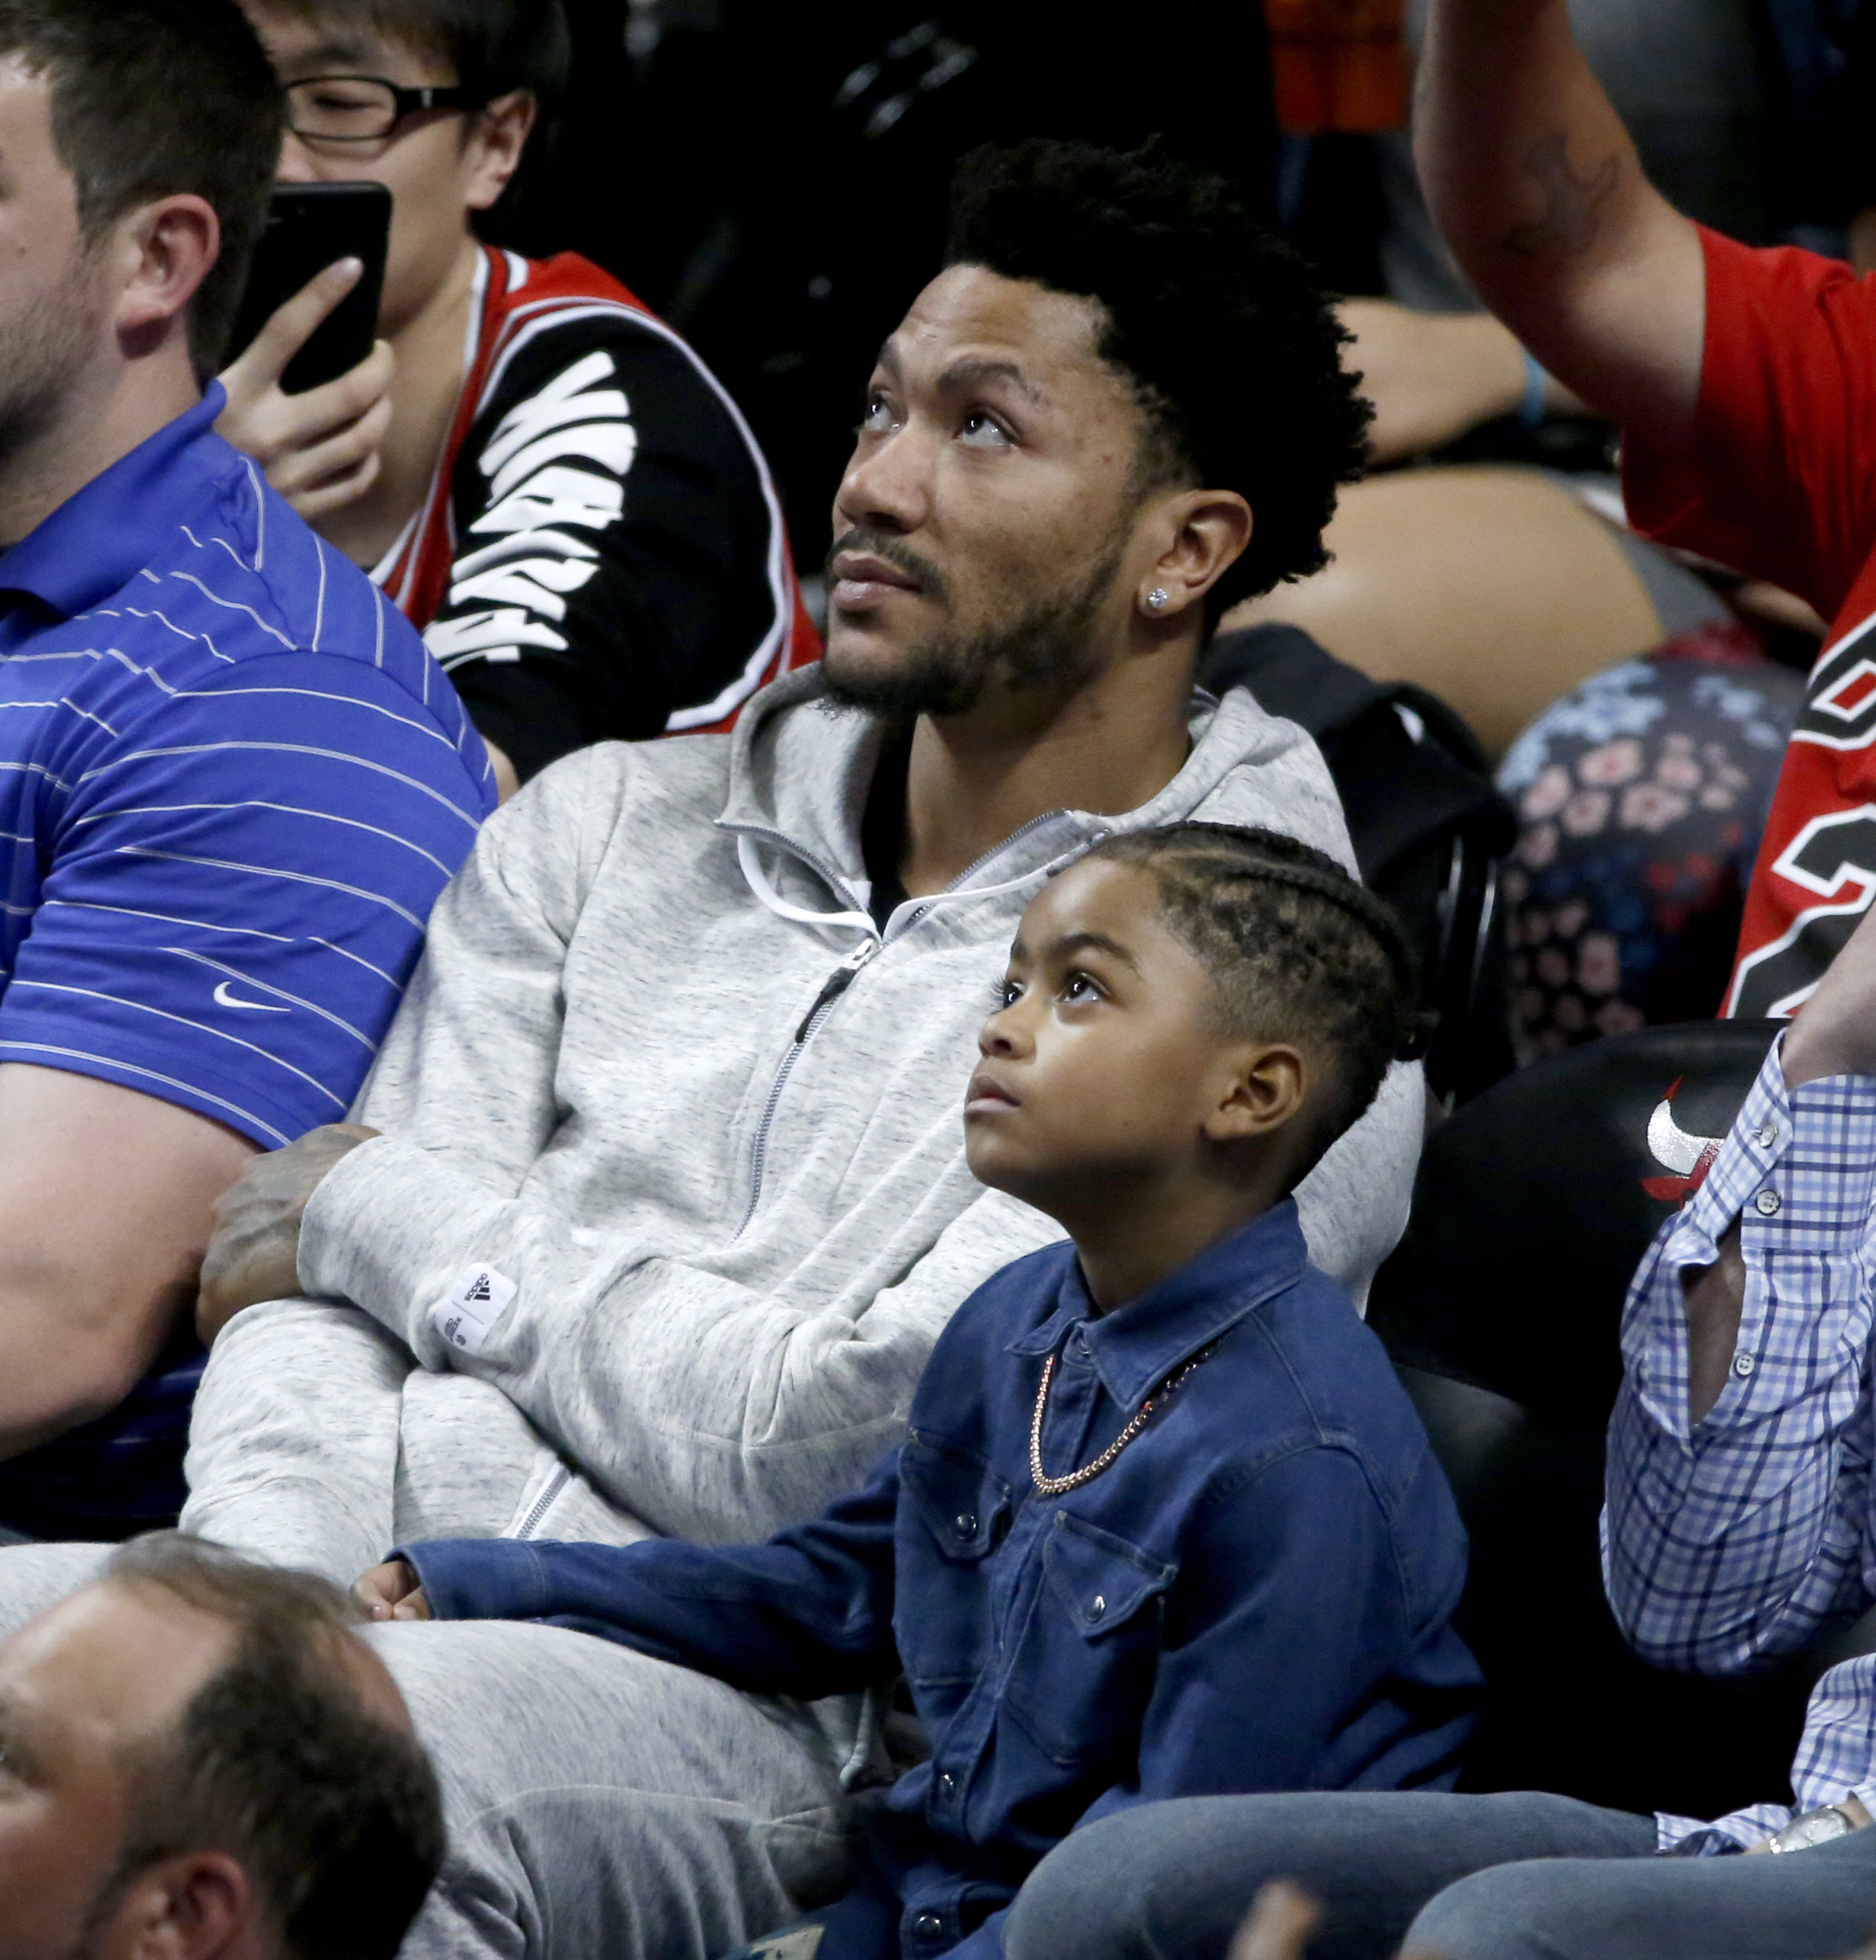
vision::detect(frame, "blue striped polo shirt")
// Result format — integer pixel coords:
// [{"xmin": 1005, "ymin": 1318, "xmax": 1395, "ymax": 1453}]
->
[{"xmin": 0, "ymin": 384, "xmax": 493, "ymax": 1537}]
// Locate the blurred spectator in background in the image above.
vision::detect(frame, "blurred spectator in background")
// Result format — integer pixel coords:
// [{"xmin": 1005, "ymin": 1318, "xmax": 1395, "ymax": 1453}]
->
[
  {"xmin": 218, "ymin": 0, "xmax": 817, "ymax": 798},
  {"xmin": 0, "ymin": 0, "xmax": 490, "ymax": 1545},
  {"xmin": 1233, "ymin": 0, "xmax": 1876, "ymax": 1057},
  {"xmin": 1415, "ymin": 0, "xmax": 1876, "ymax": 1044}
]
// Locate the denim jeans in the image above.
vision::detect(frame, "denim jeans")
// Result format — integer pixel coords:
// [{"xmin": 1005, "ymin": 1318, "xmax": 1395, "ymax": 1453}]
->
[{"xmin": 1001, "ymin": 1788, "xmax": 1876, "ymax": 1960}]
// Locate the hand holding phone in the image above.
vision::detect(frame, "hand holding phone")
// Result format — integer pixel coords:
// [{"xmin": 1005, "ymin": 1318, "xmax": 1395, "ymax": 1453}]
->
[
  {"xmin": 226, "ymin": 182, "xmax": 392, "ymax": 393},
  {"xmin": 216, "ymin": 261, "xmax": 396, "ymax": 522}
]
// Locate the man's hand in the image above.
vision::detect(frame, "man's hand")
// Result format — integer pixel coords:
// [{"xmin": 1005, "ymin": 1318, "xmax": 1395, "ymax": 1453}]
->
[
  {"xmin": 1747, "ymin": 1795, "xmax": 1874, "ymax": 1852},
  {"xmin": 196, "ymin": 1123, "xmax": 379, "ymax": 1345},
  {"xmin": 216, "ymin": 260, "xmax": 396, "ymax": 522},
  {"xmin": 1780, "ymin": 899, "xmax": 1876, "ymax": 1090},
  {"xmin": 355, "ymin": 1558, "xmax": 431, "ymax": 1621}
]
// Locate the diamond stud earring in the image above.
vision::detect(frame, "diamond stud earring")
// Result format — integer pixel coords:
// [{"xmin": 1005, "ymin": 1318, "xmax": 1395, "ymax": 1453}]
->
[{"xmin": 1146, "ymin": 587, "xmax": 1170, "ymax": 613}]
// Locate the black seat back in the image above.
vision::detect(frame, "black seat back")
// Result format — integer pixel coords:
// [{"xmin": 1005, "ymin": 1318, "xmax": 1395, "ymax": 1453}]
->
[
  {"xmin": 1369, "ymin": 1020, "xmax": 1876, "ymax": 1817},
  {"xmin": 1200, "ymin": 622, "xmax": 1517, "ymax": 1105}
]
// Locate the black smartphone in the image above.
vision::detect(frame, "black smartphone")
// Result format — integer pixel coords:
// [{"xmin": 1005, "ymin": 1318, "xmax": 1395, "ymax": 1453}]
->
[{"xmin": 224, "ymin": 182, "xmax": 392, "ymax": 395}]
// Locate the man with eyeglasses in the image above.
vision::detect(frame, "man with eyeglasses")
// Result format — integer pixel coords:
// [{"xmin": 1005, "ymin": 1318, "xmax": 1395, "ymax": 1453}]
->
[{"xmin": 217, "ymin": 0, "xmax": 819, "ymax": 799}]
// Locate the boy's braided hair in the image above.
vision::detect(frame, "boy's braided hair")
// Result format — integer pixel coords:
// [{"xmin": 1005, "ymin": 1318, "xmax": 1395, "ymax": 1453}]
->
[{"xmin": 1086, "ymin": 823, "xmax": 1425, "ymax": 1176}]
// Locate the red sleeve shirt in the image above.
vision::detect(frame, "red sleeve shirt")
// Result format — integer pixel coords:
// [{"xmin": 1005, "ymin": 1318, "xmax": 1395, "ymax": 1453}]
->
[{"xmin": 1625, "ymin": 226, "xmax": 1876, "ymax": 1018}]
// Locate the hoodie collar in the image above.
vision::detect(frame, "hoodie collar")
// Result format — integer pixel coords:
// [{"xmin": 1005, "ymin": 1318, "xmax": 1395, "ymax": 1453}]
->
[
  {"xmin": 1007, "ymin": 1202, "xmax": 1311, "ymax": 1409},
  {"xmin": 716, "ymin": 664, "xmax": 1301, "ymax": 931}
]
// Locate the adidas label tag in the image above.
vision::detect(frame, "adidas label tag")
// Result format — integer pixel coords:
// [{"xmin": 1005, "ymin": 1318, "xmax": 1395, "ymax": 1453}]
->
[{"xmin": 428, "ymin": 1264, "xmax": 517, "ymax": 1356}]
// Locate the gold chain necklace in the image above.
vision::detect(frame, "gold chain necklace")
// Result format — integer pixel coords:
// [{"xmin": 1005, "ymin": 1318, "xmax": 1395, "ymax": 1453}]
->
[{"xmin": 1029, "ymin": 1345, "xmax": 1210, "ymax": 1496}]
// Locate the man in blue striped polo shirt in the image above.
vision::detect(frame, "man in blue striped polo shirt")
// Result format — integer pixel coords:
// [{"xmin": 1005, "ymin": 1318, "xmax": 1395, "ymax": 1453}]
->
[{"xmin": 0, "ymin": 0, "xmax": 492, "ymax": 1536}]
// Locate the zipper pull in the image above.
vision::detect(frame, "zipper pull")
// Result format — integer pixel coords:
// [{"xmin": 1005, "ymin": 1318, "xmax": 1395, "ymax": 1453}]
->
[{"xmin": 795, "ymin": 937, "xmax": 880, "ymax": 1042}]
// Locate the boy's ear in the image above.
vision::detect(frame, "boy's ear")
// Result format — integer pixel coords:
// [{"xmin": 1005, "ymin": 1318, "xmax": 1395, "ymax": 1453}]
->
[
  {"xmin": 464, "ymin": 90, "xmax": 538, "ymax": 214},
  {"xmin": 1204, "ymin": 1042, "xmax": 1308, "ymax": 1143}
]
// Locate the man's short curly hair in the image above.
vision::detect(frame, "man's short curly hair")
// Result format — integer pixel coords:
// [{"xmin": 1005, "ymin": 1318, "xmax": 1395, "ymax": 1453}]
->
[{"xmin": 945, "ymin": 139, "xmax": 1370, "ymax": 614}]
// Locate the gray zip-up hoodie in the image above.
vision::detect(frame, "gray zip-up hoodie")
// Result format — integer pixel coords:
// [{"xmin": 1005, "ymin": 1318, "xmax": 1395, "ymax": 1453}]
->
[{"xmin": 181, "ymin": 668, "xmax": 1425, "ymax": 1583}]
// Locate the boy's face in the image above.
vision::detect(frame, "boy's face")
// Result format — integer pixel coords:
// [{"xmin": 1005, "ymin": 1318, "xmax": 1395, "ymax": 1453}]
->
[
  {"xmin": 965, "ymin": 857, "xmax": 1301, "ymax": 1216},
  {"xmin": 241, "ymin": 4, "xmax": 532, "ymax": 338}
]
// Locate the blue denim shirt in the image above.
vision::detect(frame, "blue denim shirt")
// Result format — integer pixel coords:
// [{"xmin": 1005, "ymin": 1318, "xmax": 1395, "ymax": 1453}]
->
[{"xmin": 403, "ymin": 1202, "xmax": 1480, "ymax": 1958}]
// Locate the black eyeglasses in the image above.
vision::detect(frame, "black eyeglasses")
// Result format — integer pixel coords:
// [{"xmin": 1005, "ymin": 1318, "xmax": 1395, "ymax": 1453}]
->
[{"xmin": 286, "ymin": 75, "xmax": 485, "ymax": 147}]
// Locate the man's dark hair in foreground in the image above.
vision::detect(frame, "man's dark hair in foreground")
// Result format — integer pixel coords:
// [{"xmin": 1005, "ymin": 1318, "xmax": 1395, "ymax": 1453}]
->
[
  {"xmin": 11, "ymin": 1534, "xmax": 444, "ymax": 1960},
  {"xmin": 945, "ymin": 140, "xmax": 1370, "ymax": 614},
  {"xmin": 0, "ymin": 0, "xmax": 280, "ymax": 372},
  {"xmin": 107, "ymin": 1536, "xmax": 444, "ymax": 1960}
]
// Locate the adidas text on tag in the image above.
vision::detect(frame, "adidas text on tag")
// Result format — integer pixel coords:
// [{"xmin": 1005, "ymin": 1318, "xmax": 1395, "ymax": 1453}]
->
[{"xmin": 426, "ymin": 1264, "xmax": 517, "ymax": 1358}]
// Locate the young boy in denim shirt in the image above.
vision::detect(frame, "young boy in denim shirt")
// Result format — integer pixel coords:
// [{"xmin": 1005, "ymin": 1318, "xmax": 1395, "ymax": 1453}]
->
[{"xmin": 359, "ymin": 823, "xmax": 1480, "ymax": 1958}]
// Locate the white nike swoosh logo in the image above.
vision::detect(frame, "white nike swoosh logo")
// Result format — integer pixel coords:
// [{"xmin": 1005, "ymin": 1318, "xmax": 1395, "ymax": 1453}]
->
[{"xmin": 213, "ymin": 981, "xmax": 289, "ymax": 1013}]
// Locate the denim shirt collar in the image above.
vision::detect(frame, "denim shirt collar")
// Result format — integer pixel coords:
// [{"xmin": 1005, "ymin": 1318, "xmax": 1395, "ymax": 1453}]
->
[
  {"xmin": 1007, "ymin": 1200, "xmax": 1310, "ymax": 1409},
  {"xmin": 0, "ymin": 384, "xmax": 229, "ymax": 624}
]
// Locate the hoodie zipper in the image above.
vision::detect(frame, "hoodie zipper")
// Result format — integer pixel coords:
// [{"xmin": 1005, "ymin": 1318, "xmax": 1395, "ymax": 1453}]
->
[
  {"xmin": 735, "ymin": 936, "xmax": 881, "ymax": 1240},
  {"xmin": 727, "ymin": 807, "xmax": 1090, "ymax": 1244},
  {"xmin": 514, "ymin": 1463, "xmax": 571, "ymax": 1541}
]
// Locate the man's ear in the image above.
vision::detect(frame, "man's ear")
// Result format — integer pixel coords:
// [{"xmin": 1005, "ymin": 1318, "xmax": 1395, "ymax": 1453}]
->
[
  {"xmin": 103, "ymin": 1850, "xmax": 254, "ymax": 1960},
  {"xmin": 112, "ymin": 195, "xmax": 220, "ymax": 354},
  {"xmin": 464, "ymin": 90, "xmax": 539, "ymax": 215},
  {"xmin": 1203, "ymin": 1042, "xmax": 1307, "ymax": 1143},
  {"xmin": 1135, "ymin": 487, "xmax": 1254, "ymax": 623}
]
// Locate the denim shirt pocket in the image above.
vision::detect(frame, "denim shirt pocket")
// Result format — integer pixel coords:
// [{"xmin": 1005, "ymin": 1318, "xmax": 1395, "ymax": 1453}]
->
[
  {"xmin": 1004, "ymin": 1508, "xmax": 1176, "ymax": 1765},
  {"xmin": 897, "ymin": 1430, "xmax": 1014, "ymax": 1692}
]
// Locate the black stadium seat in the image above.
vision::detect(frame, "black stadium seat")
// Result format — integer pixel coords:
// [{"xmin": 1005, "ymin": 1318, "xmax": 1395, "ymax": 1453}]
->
[{"xmin": 1368, "ymin": 1019, "xmax": 1876, "ymax": 1820}]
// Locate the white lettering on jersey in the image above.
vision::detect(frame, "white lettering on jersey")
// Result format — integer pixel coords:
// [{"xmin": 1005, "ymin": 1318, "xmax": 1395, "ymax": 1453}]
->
[{"xmin": 427, "ymin": 350, "xmax": 638, "ymax": 671}]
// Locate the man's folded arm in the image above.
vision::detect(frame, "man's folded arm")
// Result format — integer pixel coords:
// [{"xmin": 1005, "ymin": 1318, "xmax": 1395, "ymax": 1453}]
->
[
  {"xmin": 343, "ymin": 744, "xmax": 615, "ymax": 1178},
  {"xmin": 1604, "ymin": 1046, "xmax": 1876, "ymax": 1674},
  {"xmin": 181, "ymin": 1295, "xmax": 413, "ymax": 1583},
  {"xmin": 298, "ymin": 1139, "xmax": 1065, "ymax": 1542}
]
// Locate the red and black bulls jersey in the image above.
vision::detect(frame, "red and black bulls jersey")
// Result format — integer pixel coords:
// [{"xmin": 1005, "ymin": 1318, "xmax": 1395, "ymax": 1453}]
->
[
  {"xmin": 1626, "ymin": 226, "xmax": 1876, "ymax": 1020},
  {"xmin": 374, "ymin": 247, "xmax": 819, "ymax": 780}
]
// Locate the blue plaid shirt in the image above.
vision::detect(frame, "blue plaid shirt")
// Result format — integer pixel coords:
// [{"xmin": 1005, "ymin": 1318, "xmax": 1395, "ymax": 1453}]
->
[{"xmin": 1606, "ymin": 1038, "xmax": 1876, "ymax": 1851}]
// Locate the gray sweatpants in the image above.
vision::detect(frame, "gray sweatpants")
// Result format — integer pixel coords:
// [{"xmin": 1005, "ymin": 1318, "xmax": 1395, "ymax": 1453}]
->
[{"xmin": 0, "ymin": 1544, "xmax": 858, "ymax": 1959}]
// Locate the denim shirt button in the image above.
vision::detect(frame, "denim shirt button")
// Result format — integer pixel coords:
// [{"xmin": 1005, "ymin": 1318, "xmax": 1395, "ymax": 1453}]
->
[
  {"xmin": 1088, "ymin": 1594, "xmax": 1107, "ymax": 1621},
  {"xmin": 914, "ymin": 1914, "xmax": 944, "ymax": 1942},
  {"xmin": 954, "ymin": 1513, "xmax": 976, "ymax": 1537},
  {"xmin": 939, "ymin": 1771, "xmax": 956, "ymax": 1794}
]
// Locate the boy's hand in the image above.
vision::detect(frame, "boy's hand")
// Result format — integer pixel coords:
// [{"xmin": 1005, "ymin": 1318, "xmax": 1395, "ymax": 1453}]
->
[
  {"xmin": 195, "ymin": 1123, "xmax": 379, "ymax": 1344},
  {"xmin": 216, "ymin": 260, "xmax": 396, "ymax": 522},
  {"xmin": 1781, "ymin": 900, "xmax": 1876, "ymax": 1089},
  {"xmin": 356, "ymin": 1558, "xmax": 432, "ymax": 1621}
]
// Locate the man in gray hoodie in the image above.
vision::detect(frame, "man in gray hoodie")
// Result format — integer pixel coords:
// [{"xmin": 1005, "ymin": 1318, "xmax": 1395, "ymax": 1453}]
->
[{"xmin": 0, "ymin": 142, "xmax": 1421, "ymax": 1960}]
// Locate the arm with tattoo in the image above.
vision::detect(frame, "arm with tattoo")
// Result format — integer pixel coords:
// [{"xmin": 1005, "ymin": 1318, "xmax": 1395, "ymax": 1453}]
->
[{"xmin": 1415, "ymin": 0, "xmax": 1704, "ymax": 445}]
